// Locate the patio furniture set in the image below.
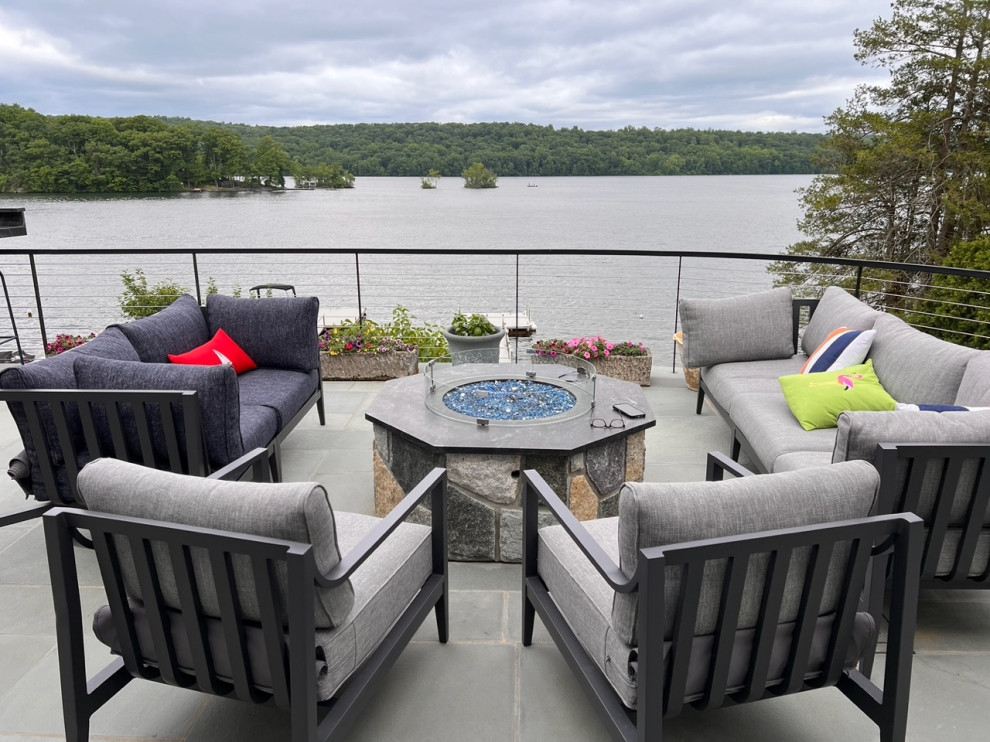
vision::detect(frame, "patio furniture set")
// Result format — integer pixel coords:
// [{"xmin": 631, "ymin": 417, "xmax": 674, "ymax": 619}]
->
[{"xmin": 1, "ymin": 287, "xmax": 988, "ymax": 740}]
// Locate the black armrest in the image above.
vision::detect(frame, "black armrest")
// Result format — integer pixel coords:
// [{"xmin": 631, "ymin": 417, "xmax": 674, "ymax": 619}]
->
[
  {"xmin": 208, "ymin": 447, "xmax": 272, "ymax": 482},
  {"xmin": 0, "ymin": 500, "xmax": 52, "ymax": 528},
  {"xmin": 706, "ymin": 451, "xmax": 756, "ymax": 480},
  {"xmin": 522, "ymin": 469, "xmax": 634, "ymax": 592}
]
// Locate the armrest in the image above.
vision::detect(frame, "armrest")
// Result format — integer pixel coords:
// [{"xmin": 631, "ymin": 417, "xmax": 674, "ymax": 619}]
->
[
  {"xmin": 319, "ymin": 467, "xmax": 447, "ymax": 587},
  {"xmin": 522, "ymin": 469, "xmax": 634, "ymax": 593},
  {"xmin": 706, "ymin": 451, "xmax": 756, "ymax": 480},
  {"xmin": 0, "ymin": 500, "xmax": 52, "ymax": 528},
  {"xmin": 209, "ymin": 447, "xmax": 272, "ymax": 482}
]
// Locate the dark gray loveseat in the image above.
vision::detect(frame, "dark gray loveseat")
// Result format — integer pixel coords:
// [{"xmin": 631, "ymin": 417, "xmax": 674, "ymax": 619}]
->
[{"xmin": 0, "ymin": 293, "xmax": 324, "ymax": 506}]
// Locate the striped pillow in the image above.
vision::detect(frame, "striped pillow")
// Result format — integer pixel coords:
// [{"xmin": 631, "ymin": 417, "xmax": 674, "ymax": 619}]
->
[{"xmin": 801, "ymin": 327, "xmax": 875, "ymax": 374}]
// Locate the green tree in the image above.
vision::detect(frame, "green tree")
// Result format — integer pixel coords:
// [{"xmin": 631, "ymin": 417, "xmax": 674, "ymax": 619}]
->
[
  {"xmin": 462, "ymin": 162, "xmax": 497, "ymax": 189},
  {"xmin": 201, "ymin": 127, "xmax": 248, "ymax": 187},
  {"xmin": 309, "ymin": 162, "xmax": 355, "ymax": 189},
  {"xmin": 774, "ymin": 0, "xmax": 990, "ymax": 295},
  {"xmin": 421, "ymin": 168, "xmax": 441, "ymax": 189},
  {"xmin": 251, "ymin": 135, "xmax": 296, "ymax": 188},
  {"xmin": 916, "ymin": 238, "xmax": 990, "ymax": 348}
]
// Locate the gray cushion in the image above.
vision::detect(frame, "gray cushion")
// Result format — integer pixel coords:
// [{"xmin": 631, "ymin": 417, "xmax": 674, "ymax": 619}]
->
[
  {"xmin": 801, "ymin": 287, "xmax": 881, "ymax": 355},
  {"xmin": 77, "ymin": 458, "xmax": 356, "ymax": 629},
  {"xmin": 539, "ymin": 513, "xmax": 875, "ymax": 710},
  {"xmin": 206, "ymin": 294, "xmax": 319, "ymax": 374},
  {"xmin": 679, "ymin": 287, "xmax": 794, "ymax": 368},
  {"xmin": 955, "ymin": 352, "xmax": 990, "ymax": 407},
  {"xmin": 612, "ymin": 460, "xmax": 879, "ymax": 646},
  {"xmin": 117, "ymin": 294, "xmax": 210, "ymax": 364},
  {"xmin": 832, "ymin": 409, "xmax": 990, "ymax": 524},
  {"xmin": 74, "ymin": 355, "xmax": 245, "ymax": 469},
  {"xmin": 727, "ymin": 392, "xmax": 838, "ymax": 472},
  {"xmin": 868, "ymin": 314, "xmax": 980, "ymax": 405},
  {"xmin": 237, "ymin": 368, "xmax": 319, "ymax": 429},
  {"xmin": 700, "ymin": 357, "xmax": 807, "ymax": 418}
]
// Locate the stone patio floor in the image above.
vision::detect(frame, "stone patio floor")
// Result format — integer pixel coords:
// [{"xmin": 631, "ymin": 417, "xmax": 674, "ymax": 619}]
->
[{"xmin": 0, "ymin": 370, "xmax": 987, "ymax": 741}]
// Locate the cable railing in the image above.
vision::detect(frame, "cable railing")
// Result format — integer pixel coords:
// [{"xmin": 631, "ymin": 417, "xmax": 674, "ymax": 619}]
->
[{"xmin": 1, "ymin": 246, "xmax": 989, "ymax": 366}]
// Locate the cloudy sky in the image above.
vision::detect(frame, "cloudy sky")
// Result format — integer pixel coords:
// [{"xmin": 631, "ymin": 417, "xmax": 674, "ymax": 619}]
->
[{"xmin": 0, "ymin": 0, "xmax": 894, "ymax": 132}]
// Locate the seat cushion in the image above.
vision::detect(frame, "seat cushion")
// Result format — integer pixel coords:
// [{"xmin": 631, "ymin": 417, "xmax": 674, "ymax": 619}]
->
[
  {"xmin": 700, "ymin": 357, "xmax": 806, "ymax": 418},
  {"xmin": 237, "ymin": 368, "xmax": 319, "ymax": 429},
  {"xmin": 801, "ymin": 287, "xmax": 881, "ymax": 355},
  {"xmin": 77, "ymin": 458, "xmax": 355, "ymax": 629},
  {"xmin": 92, "ymin": 510, "xmax": 432, "ymax": 701},
  {"xmin": 613, "ymin": 460, "xmax": 879, "ymax": 646},
  {"xmin": 116, "ymin": 294, "xmax": 210, "ymax": 364},
  {"xmin": 727, "ymin": 392, "xmax": 838, "ymax": 472},
  {"xmin": 679, "ymin": 288, "xmax": 794, "ymax": 369}
]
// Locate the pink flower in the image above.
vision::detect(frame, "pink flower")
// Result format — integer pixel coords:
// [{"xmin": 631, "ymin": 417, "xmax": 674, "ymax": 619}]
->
[{"xmin": 584, "ymin": 352, "xmax": 591, "ymax": 359}]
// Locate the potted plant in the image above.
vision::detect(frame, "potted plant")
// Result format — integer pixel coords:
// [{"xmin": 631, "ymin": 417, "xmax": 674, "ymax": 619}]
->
[
  {"xmin": 318, "ymin": 318, "xmax": 420, "ymax": 380},
  {"xmin": 442, "ymin": 312, "xmax": 506, "ymax": 364},
  {"xmin": 531, "ymin": 335, "xmax": 653, "ymax": 386},
  {"xmin": 45, "ymin": 332, "xmax": 97, "ymax": 357}
]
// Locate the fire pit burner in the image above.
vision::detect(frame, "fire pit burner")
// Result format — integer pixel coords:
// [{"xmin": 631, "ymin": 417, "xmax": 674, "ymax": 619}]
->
[{"xmin": 443, "ymin": 379, "xmax": 576, "ymax": 421}]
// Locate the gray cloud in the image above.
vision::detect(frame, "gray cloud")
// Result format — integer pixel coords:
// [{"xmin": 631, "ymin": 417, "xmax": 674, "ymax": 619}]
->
[{"xmin": 0, "ymin": 0, "xmax": 892, "ymax": 131}]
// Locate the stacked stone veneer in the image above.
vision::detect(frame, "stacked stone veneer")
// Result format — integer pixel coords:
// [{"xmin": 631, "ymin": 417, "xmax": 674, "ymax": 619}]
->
[{"xmin": 373, "ymin": 425, "xmax": 646, "ymax": 562}]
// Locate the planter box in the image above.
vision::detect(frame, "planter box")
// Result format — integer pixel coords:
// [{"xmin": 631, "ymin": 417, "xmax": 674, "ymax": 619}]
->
[
  {"xmin": 590, "ymin": 353, "xmax": 653, "ymax": 386},
  {"xmin": 320, "ymin": 349, "xmax": 419, "ymax": 381}
]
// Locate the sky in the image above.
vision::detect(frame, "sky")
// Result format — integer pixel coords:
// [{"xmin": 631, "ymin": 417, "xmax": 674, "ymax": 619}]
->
[{"xmin": 0, "ymin": 0, "xmax": 896, "ymax": 133}]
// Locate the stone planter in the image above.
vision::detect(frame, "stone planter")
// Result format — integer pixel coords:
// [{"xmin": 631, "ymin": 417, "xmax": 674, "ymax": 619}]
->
[
  {"xmin": 442, "ymin": 327, "xmax": 506, "ymax": 364},
  {"xmin": 320, "ymin": 349, "xmax": 419, "ymax": 381},
  {"xmin": 590, "ymin": 352, "xmax": 653, "ymax": 386}
]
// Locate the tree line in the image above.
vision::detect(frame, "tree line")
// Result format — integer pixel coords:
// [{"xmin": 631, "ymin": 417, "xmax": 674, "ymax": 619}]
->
[{"xmin": 0, "ymin": 103, "xmax": 826, "ymax": 193}]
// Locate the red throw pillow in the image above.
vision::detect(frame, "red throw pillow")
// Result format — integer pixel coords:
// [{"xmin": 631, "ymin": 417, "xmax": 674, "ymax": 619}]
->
[{"xmin": 168, "ymin": 329, "xmax": 258, "ymax": 375}]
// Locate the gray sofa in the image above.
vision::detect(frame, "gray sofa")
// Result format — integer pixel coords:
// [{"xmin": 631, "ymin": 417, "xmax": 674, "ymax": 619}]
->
[
  {"xmin": 679, "ymin": 286, "xmax": 990, "ymax": 589},
  {"xmin": 680, "ymin": 286, "xmax": 990, "ymax": 474},
  {"xmin": 1, "ymin": 293, "xmax": 324, "ymax": 504}
]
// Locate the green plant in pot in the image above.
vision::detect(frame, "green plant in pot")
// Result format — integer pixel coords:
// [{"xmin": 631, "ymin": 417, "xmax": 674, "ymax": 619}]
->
[{"xmin": 443, "ymin": 312, "xmax": 506, "ymax": 364}]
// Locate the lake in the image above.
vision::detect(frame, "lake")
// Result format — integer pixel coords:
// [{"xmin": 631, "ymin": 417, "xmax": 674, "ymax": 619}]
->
[{"xmin": 0, "ymin": 175, "xmax": 813, "ymax": 360}]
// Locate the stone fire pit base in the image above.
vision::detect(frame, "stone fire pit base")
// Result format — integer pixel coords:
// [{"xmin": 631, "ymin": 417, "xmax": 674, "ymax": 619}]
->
[{"xmin": 372, "ymin": 426, "xmax": 646, "ymax": 562}]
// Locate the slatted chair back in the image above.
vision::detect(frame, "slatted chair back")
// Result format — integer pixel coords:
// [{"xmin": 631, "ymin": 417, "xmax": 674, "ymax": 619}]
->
[
  {"xmin": 45, "ymin": 506, "xmax": 319, "ymax": 739},
  {"xmin": 874, "ymin": 442, "xmax": 990, "ymax": 586},
  {"xmin": 640, "ymin": 516, "xmax": 910, "ymax": 720},
  {"xmin": 1, "ymin": 389, "xmax": 205, "ymax": 506}
]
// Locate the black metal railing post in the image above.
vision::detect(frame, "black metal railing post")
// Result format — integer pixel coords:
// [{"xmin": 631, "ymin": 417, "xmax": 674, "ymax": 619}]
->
[
  {"xmin": 354, "ymin": 253, "xmax": 364, "ymax": 326},
  {"xmin": 672, "ymin": 256, "xmax": 684, "ymax": 373},
  {"xmin": 192, "ymin": 253, "xmax": 202, "ymax": 304},
  {"xmin": 28, "ymin": 254, "xmax": 48, "ymax": 353}
]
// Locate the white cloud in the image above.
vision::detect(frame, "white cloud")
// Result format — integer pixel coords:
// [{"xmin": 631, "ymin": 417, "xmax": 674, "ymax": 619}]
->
[{"xmin": 0, "ymin": 0, "xmax": 895, "ymax": 131}]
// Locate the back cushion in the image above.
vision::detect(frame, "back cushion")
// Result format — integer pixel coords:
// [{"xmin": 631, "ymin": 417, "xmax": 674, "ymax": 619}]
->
[
  {"xmin": 801, "ymin": 287, "xmax": 881, "ymax": 355},
  {"xmin": 74, "ymin": 355, "xmax": 244, "ymax": 469},
  {"xmin": 77, "ymin": 458, "xmax": 355, "ymax": 629},
  {"xmin": 679, "ymin": 287, "xmax": 794, "ymax": 368},
  {"xmin": 612, "ymin": 460, "xmax": 878, "ymax": 645},
  {"xmin": 955, "ymin": 353, "xmax": 990, "ymax": 407},
  {"xmin": 72, "ymin": 326, "xmax": 141, "ymax": 362},
  {"xmin": 833, "ymin": 409, "xmax": 990, "ymax": 524},
  {"xmin": 206, "ymin": 294, "xmax": 319, "ymax": 373},
  {"xmin": 869, "ymin": 314, "xmax": 980, "ymax": 405},
  {"xmin": 117, "ymin": 294, "xmax": 210, "ymax": 363}
]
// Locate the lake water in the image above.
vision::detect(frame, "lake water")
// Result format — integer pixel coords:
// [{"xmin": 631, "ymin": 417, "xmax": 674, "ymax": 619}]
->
[{"xmin": 0, "ymin": 175, "xmax": 813, "ymax": 361}]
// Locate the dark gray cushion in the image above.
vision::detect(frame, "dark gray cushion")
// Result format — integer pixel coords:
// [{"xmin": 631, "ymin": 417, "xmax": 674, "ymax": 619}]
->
[
  {"xmin": 74, "ymin": 355, "xmax": 244, "ymax": 469},
  {"xmin": 955, "ymin": 352, "xmax": 990, "ymax": 407},
  {"xmin": 801, "ymin": 287, "xmax": 881, "ymax": 355},
  {"xmin": 206, "ymin": 294, "xmax": 319, "ymax": 374},
  {"xmin": 679, "ymin": 288, "xmax": 794, "ymax": 368},
  {"xmin": 72, "ymin": 326, "xmax": 140, "ymax": 362},
  {"xmin": 239, "ymin": 404, "xmax": 279, "ymax": 453},
  {"xmin": 117, "ymin": 294, "xmax": 210, "ymax": 363},
  {"xmin": 237, "ymin": 368, "xmax": 319, "ymax": 429},
  {"xmin": 612, "ymin": 460, "xmax": 879, "ymax": 646},
  {"xmin": 869, "ymin": 314, "xmax": 980, "ymax": 405},
  {"xmin": 77, "ymin": 458, "xmax": 355, "ymax": 629}
]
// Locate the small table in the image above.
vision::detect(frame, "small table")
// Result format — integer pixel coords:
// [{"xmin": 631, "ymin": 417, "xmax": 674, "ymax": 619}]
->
[{"xmin": 366, "ymin": 370, "xmax": 655, "ymax": 562}]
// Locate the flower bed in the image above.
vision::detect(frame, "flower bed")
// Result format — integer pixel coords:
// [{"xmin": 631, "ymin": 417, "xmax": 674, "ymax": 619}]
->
[
  {"xmin": 531, "ymin": 336, "xmax": 652, "ymax": 386},
  {"xmin": 318, "ymin": 319, "xmax": 419, "ymax": 381}
]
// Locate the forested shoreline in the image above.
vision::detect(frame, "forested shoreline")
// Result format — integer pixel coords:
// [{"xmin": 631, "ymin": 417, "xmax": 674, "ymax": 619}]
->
[{"xmin": 0, "ymin": 103, "xmax": 825, "ymax": 193}]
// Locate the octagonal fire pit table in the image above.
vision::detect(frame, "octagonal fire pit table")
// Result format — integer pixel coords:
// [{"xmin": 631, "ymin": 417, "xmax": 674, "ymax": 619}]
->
[{"xmin": 365, "ymin": 354, "xmax": 655, "ymax": 562}]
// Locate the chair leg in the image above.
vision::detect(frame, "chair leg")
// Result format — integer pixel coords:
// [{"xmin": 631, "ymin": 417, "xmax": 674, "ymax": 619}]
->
[
  {"xmin": 695, "ymin": 386, "xmax": 705, "ymax": 415},
  {"xmin": 731, "ymin": 434, "xmax": 742, "ymax": 461},
  {"xmin": 522, "ymin": 587, "xmax": 536, "ymax": 646},
  {"xmin": 316, "ymin": 391, "xmax": 326, "ymax": 426}
]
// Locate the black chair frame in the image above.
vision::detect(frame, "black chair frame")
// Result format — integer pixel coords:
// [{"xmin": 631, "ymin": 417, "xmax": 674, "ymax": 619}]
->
[
  {"xmin": 44, "ymin": 460, "xmax": 448, "ymax": 742},
  {"xmin": 521, "ymin": 463, "xmax": 922, "ymax": 742}
]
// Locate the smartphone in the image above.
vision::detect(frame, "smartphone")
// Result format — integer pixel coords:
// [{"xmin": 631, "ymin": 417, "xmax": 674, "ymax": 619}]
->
[{"xmin": 613, "ymin": 402, "xmax": 646, "ymax": 418}]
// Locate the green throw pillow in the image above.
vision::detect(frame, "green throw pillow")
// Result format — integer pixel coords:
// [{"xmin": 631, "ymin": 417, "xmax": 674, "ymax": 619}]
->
[{"xmin": 779, "ymin": 359, "xmax": 897, "ymax": 431}]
